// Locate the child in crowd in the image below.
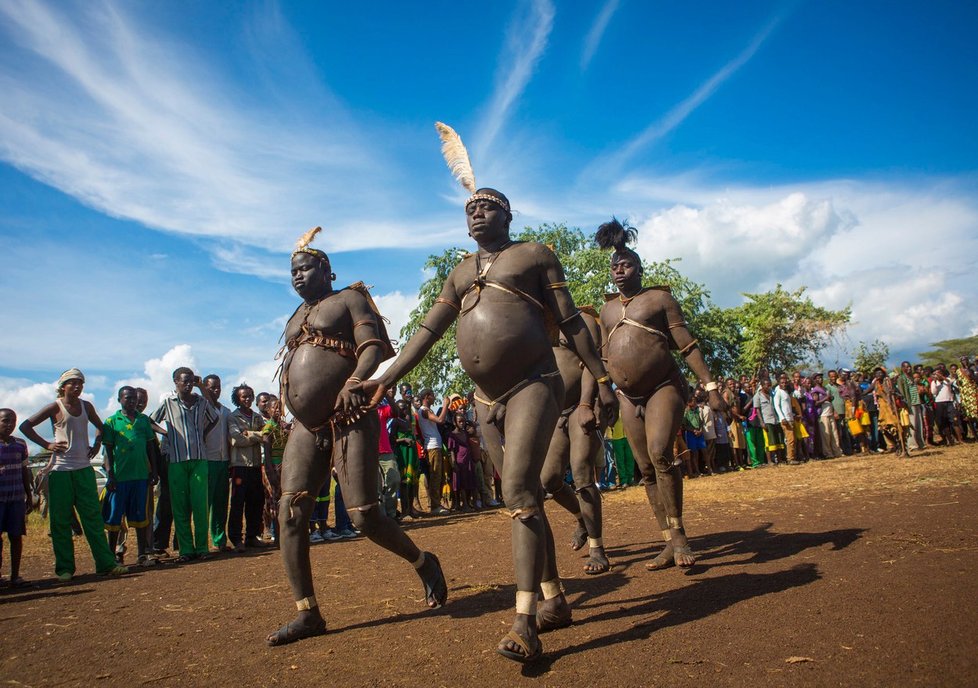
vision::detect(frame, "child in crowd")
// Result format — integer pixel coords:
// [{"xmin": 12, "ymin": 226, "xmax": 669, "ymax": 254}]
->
[
  {"xmin": 0, "ymin": 409, "xmax": 33, "ymax": 586},
  {"xmin": 698, "ymin": 394, "xmax": 717, "ymax": 475},
  {"xmin": 682, "ymin": 397, "xmax": 704, "ymax": 478},
  {"xmin": 714, "ymin": 408, "xmax": 732, "ymax": 471},
  {"xmin": 262, "ymin": 399, "xmax": 287, "ymax": 543},
  {"xmin": 446, "ymin": 414, "xmax": 478, "ymax": 511}
]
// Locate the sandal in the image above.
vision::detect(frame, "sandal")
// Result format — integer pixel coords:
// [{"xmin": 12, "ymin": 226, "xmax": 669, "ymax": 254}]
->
[
  {"xmin": 496, "ymin": 629, "xmax": 543, "ymax": 663},
  {"xmin": 266, "ymin": 618, "xmax": 327, "ymax": 647},
  {"xmin": 646, "ymin": 544, "xmax": 676, "ymax": 571},
  {"xmin": 673, "ymin": 544, "xmax": 696, "ymax": 568},
  {"xmin": 569, "ymin": 524, "xmax": 587, "ymax": 551},
  {"xmin": 583, "ymin": 552, "xmax": 610, "ymax": 575},
  {"xmin": 419, "ymin": 552, "xmax": 448, "ymax": 608}
]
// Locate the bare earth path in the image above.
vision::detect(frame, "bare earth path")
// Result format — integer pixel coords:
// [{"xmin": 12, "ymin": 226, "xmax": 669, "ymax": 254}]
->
[{"xmin": 2, "ymin": 445, "xmax": 976, "ymax": 687}]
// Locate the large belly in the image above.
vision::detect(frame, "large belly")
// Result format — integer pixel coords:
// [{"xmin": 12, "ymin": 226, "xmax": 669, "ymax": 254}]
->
[
  {"xmin": 604, "ymin": 328, "xmax": 679, "ymax": 397},
  {"xmin": 282, "ymin": 345, "xmax": 354, "ymax": 428},
  {"xmin": 455, "ymin": 296, "xmax": 554, "ymax": 398}
]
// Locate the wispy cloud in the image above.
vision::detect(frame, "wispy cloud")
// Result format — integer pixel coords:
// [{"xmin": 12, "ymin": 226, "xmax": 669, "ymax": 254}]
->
[
  {"xmin": 603, "ymin": 13, "xmax": 784, "ymax": 172},
  {"xmin": 0, "ymin": 0, "xmax": 428, "ymax": 258},
  {"xmin": 581, "ymin": 0, "xmax": 620, "ymax": 70},
  {"xmin": 474, "ymin": 0, "xmax": 555, "ymax": 161}
]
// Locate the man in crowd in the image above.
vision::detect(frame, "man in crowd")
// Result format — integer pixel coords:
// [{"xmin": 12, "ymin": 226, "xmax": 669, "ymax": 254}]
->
[
  {"xmin": 896, "ymin": 361, "xmax": 925, "ymax": 452},
  {"xmin": 227, "ymin": 384, "xmax": 267, "ymax": 552},
  {"xmin": 418, "ymin": 389, "xmax": 449, "ymax": 515},
  {"xmin": 774, "ymin": 373, "xmax": 797, "ymax": 465},
  {"xmin": 812, "ymin": 373, "xmax": 842, "ymax": 459},
  {"xmin": 201, "ymin": 375, "xmax": 231, "ymax": 551},
  {"xmin": 151, "ymin": 367, "xmax": 217, "ymax": 562}
]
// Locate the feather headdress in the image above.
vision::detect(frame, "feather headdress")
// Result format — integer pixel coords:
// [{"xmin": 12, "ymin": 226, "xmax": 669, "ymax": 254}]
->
[
  {"xmin": 292, "ymin": 226, "xmax": 327, "ymax": 260},
  {"xmin": 435, "ymin": 122, "xmax": 476, "ymax": 193},
  {"xmin": 434, "ymin": 121, "xmax": 511, "ymax": 212}
]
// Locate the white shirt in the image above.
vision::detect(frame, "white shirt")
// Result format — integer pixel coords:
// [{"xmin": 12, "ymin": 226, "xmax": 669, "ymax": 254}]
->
[
  {"xmin": 774, "ymin": 387, "xmax": 794, "ymax": 423},
  {"xmin": 930, "ymin": 379, "xmax": 954, "ymax": 403}
]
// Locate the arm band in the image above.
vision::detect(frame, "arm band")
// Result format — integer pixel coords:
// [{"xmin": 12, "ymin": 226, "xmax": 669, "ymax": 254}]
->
[
  {"xmin": 547, "ymin": 281, "xmax": 568, "ymax": 289},
  {"xmin": 560, "ymin": 310, "xmax": 583, "ymax": 324},
  {"xmin": 353, "ymin": 319, "xmax": 376, "ymax": 329},
  {"xmin": 667, "ymin": 321, "xmax": 687, "ymax": 330},
  {"xmin": 434, "ymin": 297, "xmax": 461, "ymax": 312},
  {"xmin": 678, "ymin": 339, "xmax": 699, "ymax": 356},
  {"xmin": 420, "ymin": 323, "xmax": 445, "ymax": 338},
  {"xmin": 355, "ymin": 339, "xmax": 385, "ymax": 357}
]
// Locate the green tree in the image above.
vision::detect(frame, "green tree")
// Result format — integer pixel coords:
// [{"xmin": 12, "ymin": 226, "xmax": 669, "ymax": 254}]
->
[
  {"xmin": 731, "ymin": 284, "xmax": 851, "ymax": 374},
  {"xmin": 917, "ymin": 335, "xmax": 978, "ymax": 367},
  {"xmin": 852, "ymin": 339, "xmax": 890, "ymax": 373}
]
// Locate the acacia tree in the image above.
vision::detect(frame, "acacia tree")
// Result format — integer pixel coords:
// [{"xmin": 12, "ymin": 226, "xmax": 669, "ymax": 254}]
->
[
  {"xmin": 731, "ymin": 284, "xmax": 851, "ymax": 374},
  {"xmin": 852, "ymin": 339, "xmax": 890, "ymax": 373},
  {"xmin": 917, "ymin": 335, "xmax": 978, "ymax": 367},
  {"xmin": 399, "ymin": 223, "xmax": 737, "ymax": 393}
]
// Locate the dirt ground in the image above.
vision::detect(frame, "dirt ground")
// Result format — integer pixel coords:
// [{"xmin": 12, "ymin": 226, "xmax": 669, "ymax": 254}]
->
[{"xmin": 2, "ymin": 444, "xmax": 976, "ymax": 687}]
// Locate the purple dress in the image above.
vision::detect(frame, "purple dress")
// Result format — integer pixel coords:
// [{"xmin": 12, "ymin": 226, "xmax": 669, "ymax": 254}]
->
[{"xmin": 447, "ymin": 431, "xmax": 478, "ymax": 492}]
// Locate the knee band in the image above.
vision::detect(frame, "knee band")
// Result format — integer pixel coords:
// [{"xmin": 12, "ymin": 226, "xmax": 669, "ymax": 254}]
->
[
  {"xmin": 540, "ymin": 578, "xmax": 562, "ymax": 600},
  {"xmin": 574, "ymin": 482, "xmax": 596, "ymax": 494},
  {"xmin": 346, "ymin": 502, "xmax": 378, "ymax": 513},
  {"xmin": 505, "ymin": 505, "xmax": 539, "ymax": 521},
  {"xmin": 515, "ymin": 590, "xmax": 538, "ymax": 616}
]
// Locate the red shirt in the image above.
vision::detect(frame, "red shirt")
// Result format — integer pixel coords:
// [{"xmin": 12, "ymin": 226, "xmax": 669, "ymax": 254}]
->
[{"xmin": 377, "ymin": 402, "xmax": 393, "ymax": 455}]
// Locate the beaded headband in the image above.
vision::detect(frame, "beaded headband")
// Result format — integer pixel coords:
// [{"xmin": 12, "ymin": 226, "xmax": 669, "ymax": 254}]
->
[{"xmin": 465, "ymin": 193, "xmax": 511, "ymax": 213}]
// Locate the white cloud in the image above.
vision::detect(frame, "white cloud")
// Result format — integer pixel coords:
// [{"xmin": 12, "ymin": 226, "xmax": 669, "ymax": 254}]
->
[
  {"xmin": 474, "ymin": 0, "xmax": 555, "ymax": 161},
  {"xmin": 580, "ymin": 0, "xmax": 620, "ymax": 70},
  {"xmin": 103, "ymin": 344, "xmax": 198, "ymax": 417},
  {"xmin": 0, "ymin": 376, "xmax": 96, "ymax": 446}
]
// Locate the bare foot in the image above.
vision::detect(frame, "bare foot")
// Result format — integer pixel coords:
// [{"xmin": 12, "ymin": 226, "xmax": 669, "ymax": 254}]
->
[
  {"xmin": 417, "ymin": 552, "xmax": 448, "ymax": 608},
  {"xmin": 583, "ymin": 546, "xmax": 610, "ymax": 575},
  {"xmin": 569, "ymin": 523, "xmax": 587, "ymax": 551},
  {"xmin": 670, "ymin": 528, "xmax": 696, "ymax": 567}
]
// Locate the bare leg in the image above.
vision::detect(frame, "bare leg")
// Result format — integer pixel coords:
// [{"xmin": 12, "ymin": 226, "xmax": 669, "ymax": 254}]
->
[
  {"xmin": 478, "ymin": 375, "xmax": 565, "ymax": 657},
  {"xmin": 619, "ymin": 394, "xmax": 674, "ymax": 569},
  {"xmin": 540, "ymin": 422, "xmax": 586, "ymax": 550},
  {"xmin": 334, "ymin": 413, "xmax": 445, "ymax": 608},
  {"xmin": 569, "ymin": 421, "xmax": 607, "ymax": 574},
  {"xmin": 268, "ymin": 421, "xmax": 330, "ymax": 646},
  {"xmin": 10, "ymin": 536, "xmax": 24, "ymax": 581},
  {"xmin": 644, "ymin": 384, "xmax": 694, "ymax": 566}
]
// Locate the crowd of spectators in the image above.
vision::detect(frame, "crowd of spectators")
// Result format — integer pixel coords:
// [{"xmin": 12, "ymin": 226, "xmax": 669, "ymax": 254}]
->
[{"xmin": 0, "ymin": 355, "xmax": 975, "ymax": 585}]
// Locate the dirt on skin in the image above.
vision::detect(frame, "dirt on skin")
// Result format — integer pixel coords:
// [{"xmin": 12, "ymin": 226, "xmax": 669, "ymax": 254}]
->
[{"xmin": 2, "ymin": 444, "xmax": 977, "ymax": 687}]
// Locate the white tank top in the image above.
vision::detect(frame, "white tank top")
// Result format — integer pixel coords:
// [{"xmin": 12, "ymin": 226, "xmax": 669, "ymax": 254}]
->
[
  {"xmin": 51, "ymin": 398, "xmax": 93, "ymax": 471},
  {"xmin": 417, "ymin": 407, "xmax": 442, "ymax": 450}
]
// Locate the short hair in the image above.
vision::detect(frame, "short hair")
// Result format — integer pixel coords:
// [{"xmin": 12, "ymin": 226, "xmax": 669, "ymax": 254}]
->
[
  {"xmin": 203, "ymin": 374, "xmax": 221, "ymax": 385},
  {"xmin": 0, "ymin": 408, "xmax": 15, "ymax": 420},
  {"xmin": 172, "ymin": 366, "xmax": 194, "ymax": 381},
  {"xmin": 136, "ymin": 387, "xmax": 148, "ymax": 397},
  {"xmin": 257, "ymin": 391, "xmax": 271, "ymax": 400},
  {"xmin": 420, "ymin": 388, "xmax": 434, "ymax": 400},
  {"xmin": 118, "ymin": 386, "xmax": 136, "ymax": 399},
  {"xmin": 232, "ymin": 384, "xmax": 254, "ymax": 407}
]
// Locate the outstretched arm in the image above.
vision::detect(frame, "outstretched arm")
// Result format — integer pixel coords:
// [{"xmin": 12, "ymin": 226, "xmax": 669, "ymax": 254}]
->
[
  {"xmin": 664, "ymin": 294, "xmax": 727, "ymax": 413},
  {"xmin": 358, "ymin": 275, "xmax": 461, "ymax": 405}
]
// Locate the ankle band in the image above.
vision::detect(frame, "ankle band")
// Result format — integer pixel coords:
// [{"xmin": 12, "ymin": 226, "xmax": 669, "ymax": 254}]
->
[
  {"xmin": 588, "ymin": 537, "xmax": 604, "ymax": 549},
  {"xmin": 295, "ymin": 595, "xmax": 318, "ymax": 611},
  {"xmin": 540, "ymin": 578, "xmax": 562, "ymax": 600},
  {"xmin": 516, "ymin": 590, "xmax": 537, "ymax": 616},
  {"xmin": 412, "ymin": 552, "xmax": 427, "ymax": 570},
  {"xmin": 667, "ymin": 516, "xmax": 684, "ymax": 530},
  {"xmin": 661, "ymin": 530, "xmax": 672, "ymax": 543}
]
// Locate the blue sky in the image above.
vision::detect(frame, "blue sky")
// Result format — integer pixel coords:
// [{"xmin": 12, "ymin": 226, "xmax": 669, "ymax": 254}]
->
[{"xmin": 2, "ymin": 0, "xmax": 976, "ymax": 428}]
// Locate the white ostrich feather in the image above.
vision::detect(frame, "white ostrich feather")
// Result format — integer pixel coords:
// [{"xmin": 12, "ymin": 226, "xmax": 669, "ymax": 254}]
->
[{"xmin": 435, "ymin": 121, "xmax": 476, "ymax": 193}]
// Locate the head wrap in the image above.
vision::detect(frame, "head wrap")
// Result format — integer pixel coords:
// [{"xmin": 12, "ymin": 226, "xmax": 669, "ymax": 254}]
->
[
  {"xmin": 57, "ymin": 368, "xmax": 85, "ymax": 390},
  {"xmin": 434, "ymin": 122, "xmax": 512, "ymax": 214}
]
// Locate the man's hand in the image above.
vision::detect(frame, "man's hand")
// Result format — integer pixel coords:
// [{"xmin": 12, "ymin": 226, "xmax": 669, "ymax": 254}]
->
[
  {"xmin": 597, "ymin": 384, "xmax": 619, "ymax": 426},
  {"xmin": 87, "ymin": 438, "xmax": 102, "ymax": 460},
  {"xmin": 708, "ymin": 389, "xmax": 728, "ymax": 413},
  {"xmin": 347, "ymin": 379, "xmax": 385, "ymax": 409},
  {"xmin": 574, "ymin": 404, "xmax": 597, "ymax": 435},
  {"xmin": 47, "ymin": 440, "xmax": 68, "ymax": 453}
]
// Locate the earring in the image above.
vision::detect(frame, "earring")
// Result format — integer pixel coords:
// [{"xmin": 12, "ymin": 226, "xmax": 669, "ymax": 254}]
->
[{"xmin": 330, "ymin": 272, "xmax": 336, "ymax": 281}]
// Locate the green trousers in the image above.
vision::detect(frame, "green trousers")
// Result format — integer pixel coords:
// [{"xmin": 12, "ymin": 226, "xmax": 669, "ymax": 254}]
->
[
  {"xmin": 745, "ymin": 426, "xmax": 765, "ymax": 467},
  {"xmin": 168, "ymin": 460, "xmax": 210, "ymax": 556},
  {"xmin": 610, "ymin": 437, "xmax": 635, "ymax": 486},
  {"xmin": 48, "ymin": 467, "xmax": 118, "ymax": 576},
  {"xmin": 207, "ymin": 461, "xmax": 229, "ymax": 548}
]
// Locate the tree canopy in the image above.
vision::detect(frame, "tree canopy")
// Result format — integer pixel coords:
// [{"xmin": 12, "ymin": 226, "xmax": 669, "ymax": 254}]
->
[
  {"xmin": 852, "ymin": 339, "xmax": 890, "ymax": 373},
  {"xmin": 917, "ymin": 335, "xmax": 978, "ymax": 368}
]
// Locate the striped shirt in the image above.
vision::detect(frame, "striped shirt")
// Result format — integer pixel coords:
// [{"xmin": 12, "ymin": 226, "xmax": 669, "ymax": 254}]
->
[{"xmin": 151, "ymin": 393, "xmax": 217, "ymax": 463}]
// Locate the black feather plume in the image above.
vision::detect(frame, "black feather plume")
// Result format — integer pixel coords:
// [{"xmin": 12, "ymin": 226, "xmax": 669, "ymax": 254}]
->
[{"xmin": 594, "ymin": 217, "xmax": 637, "ymax": 251}]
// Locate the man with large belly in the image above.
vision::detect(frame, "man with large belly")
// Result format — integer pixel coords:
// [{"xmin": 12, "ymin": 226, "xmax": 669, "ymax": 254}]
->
[
  {"xmin": 356, "ymin": 155, "xmax": 618, "ymax": 660},
  {"xmin": 539, "ymin": 308, "xmax": 610, "ymax": 575},
  {"xmin": 266, "ymin": 227, "xmax": 447, "ymax": 646},
  {"xmin": 596, "ymin": 218, "xmax": 726, "ymax": 570}
]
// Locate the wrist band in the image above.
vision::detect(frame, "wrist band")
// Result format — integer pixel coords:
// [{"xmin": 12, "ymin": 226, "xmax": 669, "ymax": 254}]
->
[
  {"xmin": 705, "ymin": 381, "xmax": 719, "ymax": 392},
  {"xmin": 595, "ymin": 375, "xmax": 610, "ymax": 385},
  {"xmin": 347, "ymin": 376, "xmax": 363, "ymax": 385},
  {"xmin": 578, "ymin": 403, "xmax": 593, "ymax": 409}
]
